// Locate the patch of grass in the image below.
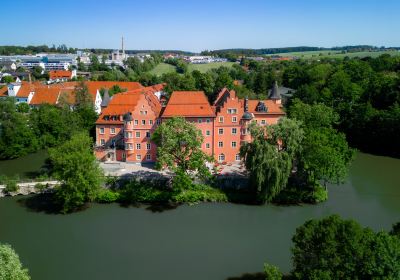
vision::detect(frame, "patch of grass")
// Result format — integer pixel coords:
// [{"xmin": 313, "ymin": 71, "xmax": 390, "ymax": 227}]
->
[
  {"xmin": 148, "ymin": 63, "xmax": 177, "ymax": 76},
  {"xmin": 267, "ymin": 50, "xmax": 400, "ymax": 60},
  {"xmin": 187, "ymin": 62, "xmax": 235, "ymax": 72}
]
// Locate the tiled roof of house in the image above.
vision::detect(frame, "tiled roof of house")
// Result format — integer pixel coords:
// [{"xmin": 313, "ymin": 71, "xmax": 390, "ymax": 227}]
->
[
  {"xmin": 30, "ymin": 87, "xmax": 61, "ymax": 105},
  {"xmin": 162, "ymin": 91, "xmax": 215, "ymax": 118},
  {"xmin": 244, "ymin": 99, "xmax": 285, "ymax": 115},
  {"xmin": 49, "ymin": 70, "xmax": 72, "ymax": 80},
  {"xmin": 0, "ymin": 86, "xmax": 8, "ymax": 97},
  {"xmin": 16, "ymin": 81, "xmax": 40, "ymax": 98}
]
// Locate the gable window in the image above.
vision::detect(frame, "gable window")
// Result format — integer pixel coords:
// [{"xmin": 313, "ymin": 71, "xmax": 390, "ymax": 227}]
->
[
  {"xmin": 99, "ymin": 127, "xmax": 105, "ymax": 134},
  {"xmin": 218, "ymin": 128, "xmax": 224, "ymax": 135},
  {"xmin": 232, "ymin": 128, "xmax": 237, "ymax": 135},
  {"xmin": 219, "ymin": 116, "xmax": 224, "ymax": 123},
  {"xmin": 227, "ymin": 108, "xmax": 237, "ymax": 114}
]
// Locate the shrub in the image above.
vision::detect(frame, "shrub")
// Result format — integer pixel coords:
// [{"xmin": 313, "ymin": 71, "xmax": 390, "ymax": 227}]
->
[
  {"xmin": 172, "ymin": 170, "xmax": 193, "ymax": 190},
  {"xmin": 119, "ymin": 180, "xmax": 172, "ymax": 203},
  {"xmin": 264, "ymin": 263, "xmax": 282, "ymax": 280},
  {"xmin": 96, "ymin": 189, "xmax": 120, "ymax": 203},
  {"xmin": 34, "ymin": 183, "xmax": 47, "ymax": 192},
  {"xmin": 5, "ymin": 180, "xmax": 18, "ymax": 193}
]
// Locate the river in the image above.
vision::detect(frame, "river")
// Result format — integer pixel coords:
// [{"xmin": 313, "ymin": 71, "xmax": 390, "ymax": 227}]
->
[
  {"xmin": 0, "ymin": 152, "xmax": 399, "ymax": 280},
  {"xmin": 0, "ymin": 150, "xmax": 48, "ymax": 178}
]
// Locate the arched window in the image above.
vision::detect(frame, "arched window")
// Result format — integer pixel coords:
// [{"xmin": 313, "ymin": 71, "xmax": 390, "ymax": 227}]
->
[{"xmin": 218, "ymin": 153, "xmax": 225, "ymax": 162}]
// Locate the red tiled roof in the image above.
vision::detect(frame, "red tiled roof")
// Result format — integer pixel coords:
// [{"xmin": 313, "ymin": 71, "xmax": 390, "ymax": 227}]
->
[
  {"xmin": 244, "ymin": 100, "xmax": 285, "ymax": 115},
  {"xmin": 162, "ymin": 91, "xmax": 215, "ymax": 118},
  {"xmin": 0, "ymin": 86, "xmax": 8, "ymax": 97},
  {"xmin": 30, "ymin": 87, "xmax": 61, "ymax": 105},
  {"xmin": 49, "ymin": 70, "xmax": 72, "ymax": 80}
]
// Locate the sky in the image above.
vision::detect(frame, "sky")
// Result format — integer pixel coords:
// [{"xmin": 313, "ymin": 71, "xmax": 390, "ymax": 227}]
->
[{"xmin": 2, "ymin": 0, "xmax": 400, "ymax": 52}]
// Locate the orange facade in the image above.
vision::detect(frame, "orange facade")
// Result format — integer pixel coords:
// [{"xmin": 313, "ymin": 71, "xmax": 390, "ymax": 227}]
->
[{"xmin": 95, "ymin": 87, "xmax": 285, "ymax": 164}]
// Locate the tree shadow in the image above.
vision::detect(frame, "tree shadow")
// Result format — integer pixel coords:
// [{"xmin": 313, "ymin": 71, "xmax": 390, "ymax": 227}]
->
[
  {"xmin": 226, "ymin": 272, "xmax": 265, "ymax": 280},
  {"xmin": 16, "ymin": 193, "xmax": 88, "ymax": 215}
]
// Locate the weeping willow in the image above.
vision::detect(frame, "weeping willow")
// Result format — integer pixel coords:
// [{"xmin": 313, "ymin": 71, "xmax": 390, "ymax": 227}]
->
[{"xmin": 241, "ymin": 118, "xmax": 303, "ymax": 203}]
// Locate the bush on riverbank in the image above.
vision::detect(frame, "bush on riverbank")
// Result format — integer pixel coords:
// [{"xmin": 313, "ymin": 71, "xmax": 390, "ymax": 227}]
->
[
  {"xmin": 272, "ymin": 184, "xmax": 328, "ymax": 205},
  {"xmin": 94, "ymin": 179, "xmax": 228, "ymax": 205}
]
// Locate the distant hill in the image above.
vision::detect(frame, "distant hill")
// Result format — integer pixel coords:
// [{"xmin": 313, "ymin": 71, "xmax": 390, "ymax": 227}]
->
[{"xmin": 201, "ymin": 45, "xmax": 400, "ymax": 57}]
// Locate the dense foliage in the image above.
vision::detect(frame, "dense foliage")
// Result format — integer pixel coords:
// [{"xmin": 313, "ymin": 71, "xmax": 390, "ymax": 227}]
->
[
  {"xmin": 0, "ymin": 243, "xmax": 31, "ymax": 280},
  {"xmin": 151, "ymin": 117, "xmax": 213, "ymax": 189},
  {"xmin": 290, "ymin": 215, "xmax": 400, "ymax": 279},
  {"xmin": 49, "ymin": 132, "xmax": 103, "ymax": 213}
]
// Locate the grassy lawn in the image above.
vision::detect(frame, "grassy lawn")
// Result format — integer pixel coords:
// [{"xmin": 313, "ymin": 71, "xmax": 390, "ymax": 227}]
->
[
  {"xmin": 148, "ymin": 63, "xmax": 177, "ymax": 76},
  {"xmin": 267, "ymin": 50, "xmax": 400, "ymax": 60},
  {"xmin": 187, "ymin": 62, "xmax": 235, "ymax": 73}
]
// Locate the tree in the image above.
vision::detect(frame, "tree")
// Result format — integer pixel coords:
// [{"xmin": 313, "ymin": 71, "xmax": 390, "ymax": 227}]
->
[
  {"xmin": 74, "ymin": 81, "xmax": 93, "ymax": 108},
  {"xmin": 1, "ymin": 76, "xmax": 14, "ymax": 83},
  {"xmin": 240, "ymin": 118, "xmax": 304, "ymax": 202},
  {"xmin": 49, "ymin": 132, "xmax": 103, "ymax": 212},
  {"xmin": 0, "ymin": 243, "xmax": 31, "ymax": 280},
  {"xmin": 151, "ymin": 117, "xmax": 212, "ymax": 188},
  {"xmin": 264, "ymin": 263, "xmax": 282, "ymax": 280},
  {"xmin": 0, "ymin": 98, "xmax": 39, "ymax": 159},
  {"xmin": 292, "ymin": 215, "xmax": 400, "ymax": 279}
]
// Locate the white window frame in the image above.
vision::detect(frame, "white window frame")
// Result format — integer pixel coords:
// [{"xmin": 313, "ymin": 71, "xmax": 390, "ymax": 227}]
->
[
  {"xmin": 219, "ymin": 116, "xmax": 224, "ymax": 123},
  {"xmin": 110, "ymin": 127, "xmax": 116, "ymax": 134},
  {"xmin": 218, "ymin": 128, "xmax": 224, "ymax": 135},
  {"xmin": 206, "ymin": 130, "xmax": 211, "ymax": 136},
  {"xmin": 136, "ymin": 131, "xmax": 140, "ymax": 138},
  {"xmin": 146, "ymin": 154, "xmax": 151, "ymax": 160},
  {"xmin": 232, "ymin": 128, "xmax": 237, "ymax": 135},
  {"xmin": 146, "ymin": 143, "xmax": 151, "ymax": 150},
  {"xmin": 99, "ymin": 127, "xmax": 105, "ymax": 134},
  {"xmin": 206, "ymin": 143, "xmax": 210, "ymax": 149},
  {"xmin": 231, "ymin": 141, "xmax": 237, "ymax": 148},
  {"xmin": 235, "ymin": 154, "xmax": 241, "ymax": 161},
  {"xmin": 218, "ymin": 154, "xmax": 225, "ymax": 162},
  {"xmin": 100, "ymin": 139, "xmax": 105, "ymax": 145},
  {"xmin": 232, "ymin": 116, "xmax": 237, "ymax": 123},
  {"xmin": 142, "ymin": 120, "xmax": 146, "ymax": 125},
  {"xmin": 134, "ymin": 120, "xmax": 138, "ymax": 125},
  {"xmin": 136, "ymin": 154, "xmax": 141, "ymax": 160},
  {"xmin": 218, "ymin": 141, "xmax": 223, "ymax": 148},
  {"xmin": 136, "ymin": 143, "xmax": 141, "ymax": 150}
]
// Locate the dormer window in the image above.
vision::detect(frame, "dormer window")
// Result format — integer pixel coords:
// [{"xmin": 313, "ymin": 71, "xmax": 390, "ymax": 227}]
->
[{"xmin": 256, "ymin": 102, "xmax": 268, "ymax": 112}]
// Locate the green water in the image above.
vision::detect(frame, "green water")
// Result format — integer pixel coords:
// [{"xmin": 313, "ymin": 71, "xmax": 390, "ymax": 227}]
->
[
  {"xmin": 0, "ymin": 153, "xmax": 399, "ymax": 280},
  {"xmin": 0, "ymin": 150, "xmax": 48, "ymax": 178}
]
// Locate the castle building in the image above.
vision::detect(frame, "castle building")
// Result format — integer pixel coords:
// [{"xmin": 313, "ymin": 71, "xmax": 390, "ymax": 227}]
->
[{"xmin": 95, "ymin": 84, "xmax": 286, "ymax": 164}]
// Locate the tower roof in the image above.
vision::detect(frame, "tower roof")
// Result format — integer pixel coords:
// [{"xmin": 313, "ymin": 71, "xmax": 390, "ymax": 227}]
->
[{"xmin": 269, "ymin": 81, "xmax": 281, "ymax": 100}]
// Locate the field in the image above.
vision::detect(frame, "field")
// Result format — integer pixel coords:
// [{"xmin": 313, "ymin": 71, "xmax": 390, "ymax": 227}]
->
[
  {"xmin": 267, "ymin": 50, "xmax": 400, "ymax": 60},
  {"xmin": 148, "ymin": 62, "xmax": 235, "ymax": 76}
]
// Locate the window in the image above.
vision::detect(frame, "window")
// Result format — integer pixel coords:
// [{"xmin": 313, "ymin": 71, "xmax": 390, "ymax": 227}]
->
[
  {"xmin": 231, "ymin": 141, "xmax": 237, "ymax": 148},
  {"xmin": 232, "ymin": 128, "xmax": 237, "ymax": 135},
  {"xmin": 124, "ymin": 132, "xmax": 128, "ymax": 138},
  {"xmin": 156, "ymin": 119, "xmax": 161, "ymax": 125},
  {"xmin": 100, "ymin": 139, "xmax": 105, "ymax": 145},
  {"xmin": 261, "ymin": 120, "xmax": 266, "ymax": 125},
  {"xmin": 218, "ymin": 128, "xmax": 224, "ymax": 135},
  {"xmin": 218, "ymin": 154, "xmax": 225, "ymax": 162},
  {"xmin": 219, "ymin": 116, "xmax": 224, "ymax": 123},
  {"xmin": 198, "ymin": 118, "xmax": 202, "ymax": 123},
  {"xmin": 232, "ymin": 116, "xmax": 237, "ymax": 123},
  {"xmin": 99, "ymin": 127, "xmax": 105, "ymax": 134},
  {"xmin": 146, "ymin": 154, "xmax": 151, "ymax": 160},
  {"xmin": 128, "ymin": 132, "xmax": 132, "ymax": 138},
  {"xmin": 110, "ymin": 127, "xmax": 116, "ymax": 134},
  {"xmin": 206, "ymin": 130, "xmax": 211, "ymax": 136},
  {"xmin": 136, "ymin": 143, "xmax": 141, "ymax": 150},
  {"xmin": 206, "ymin": 143, "xmax": 210, "ymax": 149},
  {"xmin": 125, "ymin": 143, "xmax": 133, "ymax": 150},
  {"xmin": 134, "ymin": 120, "xmax": 138, "ymax": 125},
  {"xmin": 136, "ymin": 131, "xmax": 140, "ymax": 138},
  {"xmin": 146, "ymin": 132, "xmax": 150, "ymax": 138},
  {"xmin": 142, "ymin": 120, "xmax": 146, "ymax": 125},
  {"xmin": 235, "ymin": 154, "xmax": 241, "ymax": 161},
  {"xmin": 146, "ymin": 143, "xmax": 151, "ymax": 150},
  {"xmin": 140, "ymin": 111, "xmax": 147, "ymax": 115},
  {"xmin": 122, "ymin": 152, "xmax": 126, "ymax": 160},
  {"xmin": 149, "ymin": 120, "xmax": 153, "ymax": 125},
  {"xmin": 227, "ymin": 108, "xmax": 237, "ymax": 114},
  {"xmin": 136, "ymin": 154, "xmax": 142, "ymax": 160},
  {"xmin": 218, "ymin": 141, "xmax": 223, "ymax": 148},
  {"xmin": 206, "ymin": 119, "xmax": 211, "ymax": 123}
]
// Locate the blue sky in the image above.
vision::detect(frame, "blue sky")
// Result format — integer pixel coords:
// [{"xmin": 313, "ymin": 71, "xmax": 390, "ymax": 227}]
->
[{"xmin": 2, "ymin": 0, "xmax": 400, "ymax": 52}]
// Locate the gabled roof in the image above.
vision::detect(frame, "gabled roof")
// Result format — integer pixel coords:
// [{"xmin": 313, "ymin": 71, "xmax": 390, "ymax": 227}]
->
[
  {"xmin": 49, "ymin": 70, "xmax": 72, "ymax": 80},
  {"xmin": 30, "ymin": 87, "xmax": 61, "ymax": 105},
  {"xmin": 244, "ymin": 99, "xmax": 285, "ymax": 115},
  {"xmin": 0, "ymin": 86, "xmax": 8, "ymax": 97},
  {"xmin": 162, "ymin": 91, "xmax": 215, "ymax": 118}
]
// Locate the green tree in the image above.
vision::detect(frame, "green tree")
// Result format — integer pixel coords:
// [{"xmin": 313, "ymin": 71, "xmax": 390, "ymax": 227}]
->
[
  {"xmin": 292, "ymin": 215, "xmax": 400, "ymax": 279},
  {"xmin": 0, "ymin": 243, "xmax": 31, "ymax": 280},
  {"xmin": 0, "ymin": 98, "xmax": 39, "ymax": 159},
  {"xmin": 151, "ymin": 117, "xmax": 212, "ymax": 188},
  {"xmin": 264, "ymin": 263, "xmax": 282, "ymax": 280},
  {"xmin": 49, "ymin": 132, "xmax": 103, "ymax": 213},
  {"xmin": 1, "ymin": 76, "xmax": 14, "ymax": 83},
  {"xmin": 241, "ymin": 118, "xmax": 304, "ymax": 202},
  {"xmin": 16, "ymin": 102, "xmax": 30, "ymax": 113}
]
